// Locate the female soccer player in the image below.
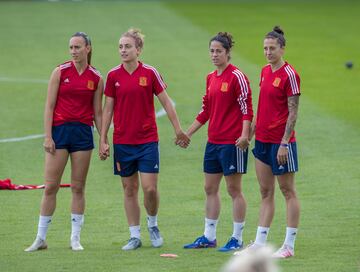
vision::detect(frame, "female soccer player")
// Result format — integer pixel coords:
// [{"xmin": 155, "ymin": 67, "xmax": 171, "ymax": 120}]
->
[
  {"xmin": 247, "ymin": 26, "xmax": 301, "ymax": 258},
  {"xmin": 25, "ymin": 32, "xmax": 103, "ymax": 252},
  {"xmin": 182, "ymin": 32, "xmax": 253, "ymax": 252},
  {"xmin": 99, "ymin": 28, "xmax": 189, "ymax": 251}
]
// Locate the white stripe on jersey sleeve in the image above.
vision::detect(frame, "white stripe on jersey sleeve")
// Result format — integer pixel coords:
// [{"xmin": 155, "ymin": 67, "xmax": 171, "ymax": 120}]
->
[
  {"xmin": 88, "ymin": 66, "xmax": 102, "ymax": 77},
  {"xmin": 143, "ymin": 64, "xmax": 166, "ymax": 90},
  {"xmin": 59, "ymin": 62, "xmax": 72, "ymax": 70},
  {"xmin": 232, "ymin": 70, "xmax": 249, "ymax": 115},
  {"xmin": 284, "ymin": 65, "xmax": 300, "ymax": 95}
]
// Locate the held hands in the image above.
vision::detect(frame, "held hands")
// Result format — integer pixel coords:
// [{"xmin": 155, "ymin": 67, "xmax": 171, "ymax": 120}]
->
[
  {"xmin": 43, "ymin": 137, "xmax": 56, "ymax": 154},
  {"xmin": 174, "ymin": 130, "xmax": 190, "ymax": 149},
  {"xmin": 235, "ymin": 136, "xmax": 250, "ymax": 150},
  {"xmin": 99, "ymin": 137, "xmax": 110, "ymax": 160}
]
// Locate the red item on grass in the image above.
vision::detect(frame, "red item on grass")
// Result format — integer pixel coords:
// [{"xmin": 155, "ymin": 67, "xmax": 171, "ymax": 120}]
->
[{"xmin": 0, "ymin": 178, "xmax": 70, "ymax": 190}]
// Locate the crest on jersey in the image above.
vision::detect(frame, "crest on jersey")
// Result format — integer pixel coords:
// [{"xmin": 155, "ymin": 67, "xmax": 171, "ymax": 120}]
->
[
  {"xmin": 139, "ymin": 77, "xmax": 148, "ymax": 86},
  {"xmin": 272, "ymin": 77, "xmax": 281, "ymax": 87},
  {"xmin": 87, "ymin": 80, "xmax": 95, "ymax": 90},
  {"xmin": 220, "ymin": 82, "xmax": 228, "ymax": 92}
]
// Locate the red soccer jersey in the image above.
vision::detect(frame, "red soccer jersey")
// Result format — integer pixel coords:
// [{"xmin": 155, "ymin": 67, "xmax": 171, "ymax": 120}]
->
[
  {"xmin": 53, "ymin": 61, "xmax": 101, "ymax": 126},
  {"xmin": 255, "ymin": 62, "xmax": 301, "ymax": 143},
  {"xmin": 104, "ymin": 62, "xmax": 166, "ymax": 144},
  {"xmin": 196, "ymin": 64, "xmax": 253, "ymax": 144}
]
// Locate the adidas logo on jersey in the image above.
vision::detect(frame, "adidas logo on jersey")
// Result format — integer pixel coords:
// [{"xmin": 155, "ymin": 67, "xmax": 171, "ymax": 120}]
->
[
  {"xmin": 115, "ymin": 82, "xmax": 120, "ymax": 87},
  {"xmin": 154, "ymin": 164, "xmax": 158, "ymax": 169},
  {"xmin": 229, "ymin": 165, "xmax": 235, "ymax": 170},
  {"xmin": 64, "ymin": 78, "xmax": 69, "ymax": 83},
  {"xmin": 278, "ymin": 165, "xmax": 285, "ymax": 170}
]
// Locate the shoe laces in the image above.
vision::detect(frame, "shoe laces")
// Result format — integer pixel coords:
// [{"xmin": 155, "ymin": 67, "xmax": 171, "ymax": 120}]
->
[{"xmin": 149, "ymin": 226, "xmax": 161, "ymax": 240}]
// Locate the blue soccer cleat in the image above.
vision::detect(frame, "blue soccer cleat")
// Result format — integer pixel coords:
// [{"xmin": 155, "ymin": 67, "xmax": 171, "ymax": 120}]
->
[
  {"xmin": 183, "ymin": 235, "xmax": 217, "ymax": 249},
  {"xmin": 218, "ymin": 237, "xmax": 243, "ymax": 252}
]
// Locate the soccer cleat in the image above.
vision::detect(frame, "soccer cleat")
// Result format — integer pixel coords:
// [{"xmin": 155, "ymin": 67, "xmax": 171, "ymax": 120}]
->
[
  {"xmin": 122, "ymin": 237, "xmax": 142, "ymax": 251},
  {"xmin": 70, "ymin": 238, "xmax": 84, "ymax": 251},
  {"xmin": 234, "ymin": 241, "xmax": 262, "ymax": 255},
  {"xmin": 272, "ymin": 244, "xmax": 294, "ymax": 258},
  {"xmin": 148, "ymin": 226, "xmax": 163, "ymax": 248},
  {"xmin": 183, "ymin": 235, "xmax": 217, "ymax": 249},
  {"xmin": 218, "ymin": 237, "xmax": 243, "ymax": 252},
  {"xmin": 24, "ymin": 236, "xmax": 48, "ymax": 252}
]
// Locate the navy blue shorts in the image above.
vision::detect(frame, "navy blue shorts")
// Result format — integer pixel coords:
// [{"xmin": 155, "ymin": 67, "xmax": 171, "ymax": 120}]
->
[
  {"xmin": 52, "ymin": 122, "xmax": 94, "ymax": 153},
  {"xmin": 252, "ymin": 140, "xmax": 298, "ymax": 175},
  {"xmin": 113, "ymin": 142, "xmax": 159, "ymax": 177},
  {"xmin": 204, "ymin": 142, "xmax": 248, "ymax": 176}
]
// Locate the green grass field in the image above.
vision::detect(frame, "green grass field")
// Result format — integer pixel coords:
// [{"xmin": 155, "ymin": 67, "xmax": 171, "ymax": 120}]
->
[{"xmin": 0, "ymin": 1, "xmax": 359, "ymax": 272}]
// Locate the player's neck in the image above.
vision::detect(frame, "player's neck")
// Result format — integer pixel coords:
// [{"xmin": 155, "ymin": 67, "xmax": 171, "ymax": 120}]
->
[
  {"xmin": 123, "ymin": 60, "xmax": 139, "ymax": 75},
  {"xmin": 73, "ymin": 60, "xmax": 88, "ymax": 75},
  {"xmin": 216, "ymin": 62, "xmax": 229, "ymax": 76},
  {"xmin": 270, "ymin": 59, "xmax": 285, "ymax": 72}
]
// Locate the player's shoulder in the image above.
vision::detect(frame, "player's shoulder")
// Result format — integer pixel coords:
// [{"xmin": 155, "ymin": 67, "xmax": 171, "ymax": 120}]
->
[
  {"xmin": 142, "ymin": 62, "xmax": 161, "ymax": 75},
  {"xmin": 261, "ymin": 64, "xmax": 271, "ymax": 73},
  {"xmin": 230, "ymin": 64, "xmax": 247, "ymax": 78},
  {"xmin": 207, "ymin": 70, "xmax": 216, "ymax": 80},
  {"xmin": 283, "ymin": 62, "xmax": 300, "ymax": 78},
  {"xmin": 59, "ymin": 61, "xmax": 72, "ymax": 71},
  {"xmin": 88, "ymin": 65, "xmax": 102, "ymax": 78},
  {"xmin": 107, "ymin": 64, "xmax": 122, "ymax": 77}
]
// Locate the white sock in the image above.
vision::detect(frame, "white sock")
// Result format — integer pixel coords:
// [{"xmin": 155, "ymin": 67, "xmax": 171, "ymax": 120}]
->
[
  {"xmin": 204, "ymin": 218, "xmax": 218, "ymax": 241},
  {"xmin": 254, "ymin": 226, "xmax": 270, "ymax": 246},
  {"xmin": 232, "ymin": 221, "xmax": 245, "ymax": 242},
  {"xmin": 284, "ymin": 227, "xmax": 298, "ymax": 248},
  {"xmin": 37, "ymin": 215, "xmax": 52, "ymax": 240},
  {"xmin": 147, "ymin": 215, "xmax": 158, "ymax": 228},
  {"xmin": 129, "ymin": 225, "xmax": 141, "ymax": 239},
  {"xmin": 71, "ymin": 213, "xmax": 84, "ymax": 241}
]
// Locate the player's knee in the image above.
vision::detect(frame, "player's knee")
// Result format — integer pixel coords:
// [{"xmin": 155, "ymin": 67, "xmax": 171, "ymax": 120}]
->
[
  {"xmin": 226, "ymin": 185, "xmax": 241, "ymax": 199},
  {"xmin": 143, "ymin": 186, "xmax": 157, "ymax": 199},
  {"xmin": 260, "ymin": 187, "xmax": 274, "ymax": 199},
  {"xmin": 123, "ymin": 183, "xmax": 138, "ymax": 198},
  {"xmin": 44, "ymin": 182, "xmax": 60, "ymax": 196},
  {"xmin": 279, "ymin": 186, "xmax": 296, "ymax": 200},
  {"xmin": 204, "ymin": 184, "xmax": 218, "ymax": 195},
  {"xmin": 71, "ymin": 181, "xmax": 85, "ymax": 195}
]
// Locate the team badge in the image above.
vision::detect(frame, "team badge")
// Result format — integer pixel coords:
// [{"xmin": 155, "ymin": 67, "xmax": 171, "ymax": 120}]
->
[
  {"xmin": 220, "ymin": 82, "xmax": 228, "ymax": 92},
  {"xmin": 272, "ymin": 77, "xmax": 281, "ymax": 87},
  {"xmin": 139, "ymin": 77, "xmax": 148, "ymax": 86},
  {"xmin": 87, "ymin": 80, "xmax": 95, "ymax": 90}
]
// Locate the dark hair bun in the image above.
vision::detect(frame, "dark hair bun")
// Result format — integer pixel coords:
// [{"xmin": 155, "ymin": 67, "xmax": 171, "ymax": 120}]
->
[
  {"xmin": 273, "ymin": 26, "xmax": 284, "ymax": 36},
  {"xmin": 217, "ymin": 32, "xmax": 234, "ymax": 48}
]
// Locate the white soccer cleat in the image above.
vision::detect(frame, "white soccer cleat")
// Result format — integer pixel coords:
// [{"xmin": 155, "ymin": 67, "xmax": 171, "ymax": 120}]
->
[
  {"xmin": 233, "ymin": 241, "xmax": 263, "ymax": 255},
  {"xmin": 148, "ymin": 226, "xmax": 163, "ymax": 248},
  {"xmin": 71, "ymin": 239, "xmax": 84, "ymax": 251},
  {"xmin": 122, "ymin": 237, "xmax": 142, "ymax": 250},
  {"xmin": 24, "ymin": 236, "xmax": 48, "ymax": 252},
  {"xmin": 272, "ymin": 244, "xmax": 294, "ymax": 258}
]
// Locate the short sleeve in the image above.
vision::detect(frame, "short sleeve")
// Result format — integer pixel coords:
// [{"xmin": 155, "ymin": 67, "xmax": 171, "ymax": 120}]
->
[{"xmin": 104, "ymin": 72, "xmax": 115, "ymax": 97}]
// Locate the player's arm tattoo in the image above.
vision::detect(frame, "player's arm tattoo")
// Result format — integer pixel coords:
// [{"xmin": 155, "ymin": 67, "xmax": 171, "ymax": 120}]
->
[{"xmin": 281, "ymin": 95, "xmax": 299, "ymax": 143}]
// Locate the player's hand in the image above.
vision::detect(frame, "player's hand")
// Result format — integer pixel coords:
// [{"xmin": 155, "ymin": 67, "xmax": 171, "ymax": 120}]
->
[
  {"xmin": 174, "ymin": 130, "xmax": 190, "ymax": 148},
  {"xmin": 99, "ymin": 138, "xmax": 110, "ymax": 160},
  {"xmin": 43, "ymin": 137, "xmax": 56, "ymax": 154},
  {"xmin": 277, "ymin": 145, "xmax": 288, "ymax": 166},
  {"xmin": 235, "ymin": 136, "xmax": 250, "ymax": 150}
]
